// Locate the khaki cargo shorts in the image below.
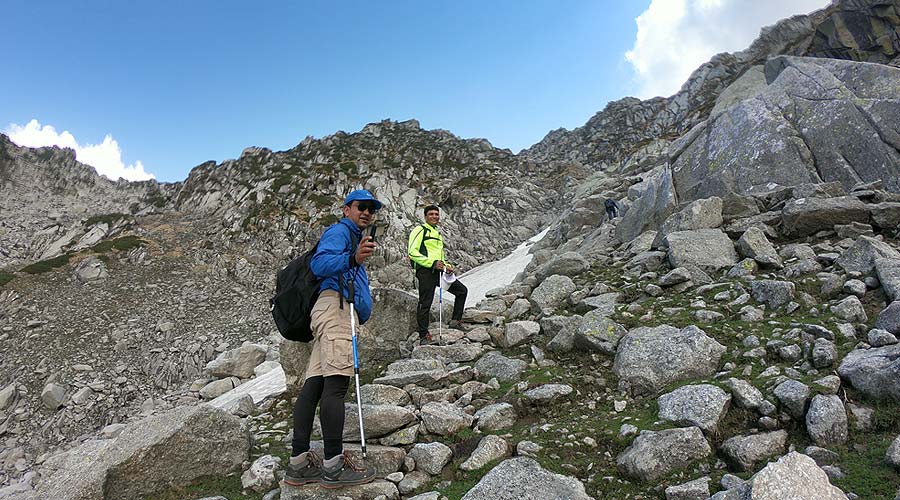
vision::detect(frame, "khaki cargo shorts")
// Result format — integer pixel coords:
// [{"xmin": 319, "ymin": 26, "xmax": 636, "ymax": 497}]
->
[{"xmin": 305, "ymin": 290, "xmax": 357, "ymax": 378}]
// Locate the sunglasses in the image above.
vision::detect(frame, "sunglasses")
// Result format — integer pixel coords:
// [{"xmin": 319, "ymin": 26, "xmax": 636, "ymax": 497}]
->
[{"xmin": 355, "ymin": 201, "xmax": 379, "ymax": 214}]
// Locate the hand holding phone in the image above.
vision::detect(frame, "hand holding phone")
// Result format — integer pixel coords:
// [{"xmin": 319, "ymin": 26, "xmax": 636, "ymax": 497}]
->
[{"xmin": 367, "ymin": 222, "xmax": 377, "ymax": 242}]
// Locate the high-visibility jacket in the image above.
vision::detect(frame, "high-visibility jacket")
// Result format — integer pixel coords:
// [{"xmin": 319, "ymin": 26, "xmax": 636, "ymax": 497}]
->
[{"xmin": 407, "ymin": 223, "xmax": 448, "ymax": 270}]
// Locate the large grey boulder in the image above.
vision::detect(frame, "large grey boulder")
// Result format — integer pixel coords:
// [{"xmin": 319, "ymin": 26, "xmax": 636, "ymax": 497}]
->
[
  {"xmin": 774, "ymin": 379, "xmax": 811, "ymax": 419},
  {"xmin": 813, "ymin": 338, "xmax": 838, "ymax": 368},
  {"xmin": 41, "ymin": 382, "xmax": 67, "ymax": 410},
  {"xmin": 750, "ymin": 280, "xmax": 795, "ymax": 309},
  {"xmin": 782, "ymin": 197, "xmax": 871, "ymax": 238},
  {"xmin": 419, "ymin": 402, "xmax": 474, "ymax": 436},
  {"xmin": 665, "ymin": 229, "xmax": 738, "ymax": 272},
  {"xmin": 199, "ymin": 377, "xmax": 240, "ymax": 400},
  {"xmin": 875, "ymin": 301, "xmax": 900, "ymax": 335},
  {"xmin": 281, "ymin": 480, "xmax": 400, "ymax": 500},
  {"xmin": 205, "ymin": 343, "xmax": 267, "ymax": 379},
  {"xmin": 474, "ymin": 351, "xmax": 527, "ymax": 383},
  {"xmin": 657, "ymin": 384, "xmax": 731, "ymax": 434},
  {"xmin": 837, "ymin": 344, "xmax": 900, "ymax": 402},
  {"xmin": 872, "ymin": 202, "xmax": 900, "ymax": 230},
  {"xmin": 31, "ymin": 405, "xmax": 248, "ymax": 500},
  {"xmin": 241, "ymin": 455, "xmax": 280, "ymax": 493},
  {"xmin": 654, "ymin": 197, "xmax": 724, "ymax": 246},
  {"xmin": 408, "ymin": 442, "xmax": 453, "ymax": 475},
  {"xmin": 534, "ymin": 252, "xmax": 589, "ymax": 281},
  {"xmin": 505, "ymin": 321, "xmax": 540, "ymax": 347},
  {"xmin": 727, "ymin": 378, "xmax": 764, "ymax": 410},
  {"xmin": 459, "ymin": 435, "xmax": 510, "ymax": 471},
  {"xmin": 721, "ymin": 430, "xmax": 788, "ymax": 471},
  {"xmin": 616, "ymin": 165, "xmax": 677, "ymax": 244},
  {"xmin": 342, "ymin": 404, "xmax": 417, "ymax": 440},
  {"xmin": 412, "ymin": 344, "xmax": 485, "ymax": 363},
  {"xmin": 716, "ymin": 452, "xmax": 847, "ymax": 500},
  {"xmin": 522, "ymin": 384, "xmax": 573, "ymax": 405},
  {"xmin": 806, "ymin": 395, "xmax": 848, "ymax": 447},
  {"xmin": 74, "ymin": 256, "xmax": 109, "ymax": 282},
  {"xmin": 877, "ymin": 257, "xmax": 900, "ymax": 302},
  {"xmin": 830, "ymin": 296, "xmax": 868, "ymax": 323},
  {"xmin": 835, "ymin": 236, "xmax": 900, "ymax": 274},
  {"xmin": 573, "ymin": 313, "xmax": 627, "ymax": 355},
  {"xmin": 665, "ymin": 476, "xmax": 711, "ymax": 500},
  {"xmin": 373, "ymin": 359, "xmax": 447, "ymax": 388},
  {"xmin": 616, "ymin": 427, "xmax": 712, "ymax": 481},
  {"xmin": 280, "ymin": 341, "xmax": 312, "ymax": 396},
  {"xmin": 0, "ymin": 383, "xmax": 15, "ymax": 411},
  {"xmin": 461, "ymin": 457, "xmax": 591, "ymax": 500},
  {"xmin": 367, "ymin": 287, "xmax": 419, "ymax": 358},
  {"xmin": 530, "ymin": 274, "xmax": 577, "ymax": 315},
  {"xmin": 614, "ymin": 325, "xmax": 726, "ymax": 396},
  {"xmin": 474, "ymin": 402, "xmax": 517, "ymax": 431},
  {"xmin": 579, "ymin": 292, "xmax": 621, "ymax": 317},
  {"xmin": 737, "ymin": 226, "xmax": 782, "ymax": 268},
  {"xmin": 887, "ymin": 435, "xmax": 900, "ymax": 469},
  {"xmin": 358, "ymin": 384, "xmax": 411, "ymax": 406},
  {"xmin": 671, "ymin": 56, "xmax": 900, "ymax": 207}
]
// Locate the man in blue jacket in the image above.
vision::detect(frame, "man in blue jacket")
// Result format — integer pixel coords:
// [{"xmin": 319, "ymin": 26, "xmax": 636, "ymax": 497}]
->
[{"xmin": 285, "ymin": 189, "xmax": 380, "ymax": 488}]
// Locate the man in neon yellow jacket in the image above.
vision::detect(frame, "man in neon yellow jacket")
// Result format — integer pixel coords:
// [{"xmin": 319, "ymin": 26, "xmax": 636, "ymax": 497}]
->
[{"xmin": 408, "ymin": 204, "xmax": 468, "ymax": 342}]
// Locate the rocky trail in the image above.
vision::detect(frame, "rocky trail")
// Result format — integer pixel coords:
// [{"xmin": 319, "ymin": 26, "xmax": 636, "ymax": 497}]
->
[
  {"xmin": 5, "ymin": 179, "xmax": 900, "ymax": 499},
  {"xmin": 2, "ymin": 1, "xmax": 900, "ymax": 498}
]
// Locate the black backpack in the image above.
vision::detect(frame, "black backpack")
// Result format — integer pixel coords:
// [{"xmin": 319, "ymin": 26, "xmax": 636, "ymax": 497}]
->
[{"xmin": 270, "ymin": 226, "xmax": 356, "ymax": 342}]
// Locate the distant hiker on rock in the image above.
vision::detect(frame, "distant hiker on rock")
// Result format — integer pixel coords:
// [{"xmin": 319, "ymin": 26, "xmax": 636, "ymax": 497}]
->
[
  {"xmin": 285, "ymin": 189, "xmax": 378, "ymax": 488},
  {"xmin": 408, "ymin": 205, "xmax": 468, "ymax": 343},
  {"xmin": 604, "ymin": 198, "xmax": 619, "ymax": 222}
]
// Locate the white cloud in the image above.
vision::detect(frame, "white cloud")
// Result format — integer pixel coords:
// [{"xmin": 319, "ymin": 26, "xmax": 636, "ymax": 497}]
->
[
  {"xmin": 625, "ymin": 0, "xmax": 831, "ymax": 99},
  {"xmin": 4, "ymin": 119, "xmax": 156, "ymax": 182}
]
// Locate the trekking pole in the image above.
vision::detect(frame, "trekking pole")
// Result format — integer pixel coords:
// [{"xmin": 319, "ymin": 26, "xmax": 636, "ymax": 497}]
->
[
  {"xmin": 438, "ymin": 272, "xmax": 443, "ymax": 345},
  {"xmin": 347, "ymin": 279, "xmax": 367, "ymax": 458}
]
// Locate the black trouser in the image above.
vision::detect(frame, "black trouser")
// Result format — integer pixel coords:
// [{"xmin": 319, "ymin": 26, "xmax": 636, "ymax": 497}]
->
[
  {"xmin": 605, "ymin": 206, "xmax": 618, "ymax": 220},
  {"xmin": 291, "ymin": 375, "xmax": 350, "ymax": 459},
  {"xmin": 416, "ymin": 266, "xmax": 467, "ymax": 334}
]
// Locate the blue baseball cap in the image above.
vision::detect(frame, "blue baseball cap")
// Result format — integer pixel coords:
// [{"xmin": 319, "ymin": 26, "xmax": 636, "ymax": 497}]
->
[{"xmin": 343, "ymin": 189, "xmax": 383, "ymax": 210}]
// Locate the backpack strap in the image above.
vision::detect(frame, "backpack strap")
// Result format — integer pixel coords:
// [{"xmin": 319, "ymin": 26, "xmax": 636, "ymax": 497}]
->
[
  {"xmin": 418, "ymin": 224, "xmax": 429, "ymax": 260},
  {"xmin": 339, "ymin": 223, "xmax": 360, "ymax": 310}
]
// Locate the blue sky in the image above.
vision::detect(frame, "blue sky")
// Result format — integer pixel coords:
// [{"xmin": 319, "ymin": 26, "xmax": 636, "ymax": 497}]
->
[{"xmin": 2, "ymin": 1, "xmax": 827, "ymax": 182}]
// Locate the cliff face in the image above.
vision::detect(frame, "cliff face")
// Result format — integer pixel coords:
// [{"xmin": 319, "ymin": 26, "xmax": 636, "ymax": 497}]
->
[
  {"xmin": 0, "ymin": 135, "xmax": 164, "ymax": 269},
  {"xmin": 521, "ymin": 1, "xmax": 900, "ymax": 174}
]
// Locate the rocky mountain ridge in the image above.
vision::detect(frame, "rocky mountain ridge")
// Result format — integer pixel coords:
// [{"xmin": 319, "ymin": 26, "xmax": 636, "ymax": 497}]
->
[
  {"xmin": 522, "ymin": 0, "xmax": 900, "ymax": 174},
  {"xmin": 1, "ymin": 0, "xmax": 900, "ymax": 498}
]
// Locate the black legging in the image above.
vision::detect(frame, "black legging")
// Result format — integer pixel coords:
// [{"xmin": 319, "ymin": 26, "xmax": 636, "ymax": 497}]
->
[
  {"xmin": 416, "ymin": 267, "xmax": 467, "ymax": 334},
  {"xmin": 291, "ymin": 375, "xmax": 350, "ymax": 459}
]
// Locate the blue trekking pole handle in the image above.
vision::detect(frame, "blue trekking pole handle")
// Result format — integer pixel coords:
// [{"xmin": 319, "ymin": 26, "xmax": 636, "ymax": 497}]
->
[
  {"xmin": 351, "ymin": 329, "xmax": 360, "ymax": 370},
  {"xmin": 347, "ymin": 278, "xmax": 360, "ymax": 369}
]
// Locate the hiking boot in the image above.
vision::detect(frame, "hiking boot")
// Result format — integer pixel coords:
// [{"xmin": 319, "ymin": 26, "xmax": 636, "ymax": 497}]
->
[
  {"xmin": 418, "ymin": 331, "xmax": 432, "ymax": 344},
  {"xmin": 448, "ymin": 319, "xmax": 467, "ymax": 330},
  {"xmin": 320, "ymin": 451, "xmax": 376, "ymax": 488},
  {"xmin": 283, "ymin": 451, "xmax": 322, "ymax": 486}
]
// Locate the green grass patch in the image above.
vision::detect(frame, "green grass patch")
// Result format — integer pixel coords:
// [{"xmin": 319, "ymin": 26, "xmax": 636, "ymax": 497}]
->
[
  {"xmin": 833, "ymin": 433, "xmax": 900, "ymax": 500},
  {"xmin": 433, "ymin": 458, "xmax": 503, "ymax": 500},
  {"xmin": 91, "ymin": 236, "xmax": 145, "ymax": 253},
  {"xmin": 21, "ymin": 254, "xmax": 71, "ymax": 274},
  {"xmin": 0, "ymin": 271, "xmax": 13, "ymax": 287},
  {"xmin": 84, "ymin": 213, "xmax": 129, "ymax": 227},
  {"xmin": 144, "ymin": 473, "xmax": 255, "ymax": 500}
]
